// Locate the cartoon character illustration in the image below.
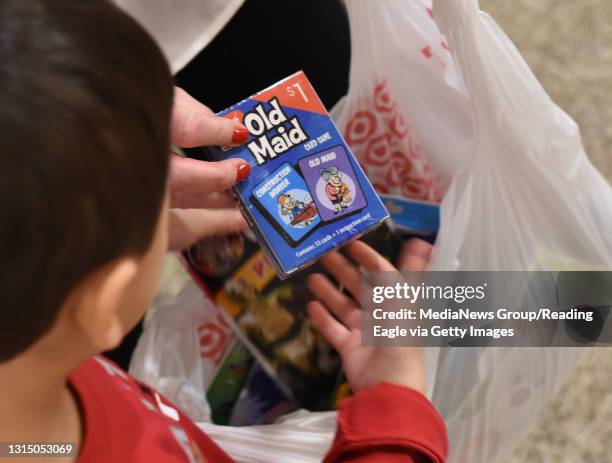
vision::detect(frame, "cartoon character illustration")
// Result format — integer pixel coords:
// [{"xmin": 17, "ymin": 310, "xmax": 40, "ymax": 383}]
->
[
  {"xmin": 278, "ymin": 194, "xmax": 304, "ymax": 219},
  {"xmin": 278, "ymin": 193, "xmax": 317, "ymax": 227},
  {"xmin": 321, "ymin": 166, "xmax": 352, "ymax": 213},
  {"xmin": 224, "ymin": 275, "xmax": 338, "ymax": 375}
]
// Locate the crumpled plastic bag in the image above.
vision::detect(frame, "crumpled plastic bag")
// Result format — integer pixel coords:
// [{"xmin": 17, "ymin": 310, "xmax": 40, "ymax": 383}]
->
[
  {"xmin": 336, "ymin": 0, "xmax": 612, "ymax": 461},
  {"xmin": 130, "ymin": 282, "xmax": 239, "ymax": 423},
  {"xmin": 425, "ymin": 0, "xmax": 612, "ymax": 461},
  {"xmin": 330, "ymin": 0, "xmax": 473, "ymax": 202},
  {"xmin": 130, "ymin": 281, "xmax": 336, "ymax": 463}
]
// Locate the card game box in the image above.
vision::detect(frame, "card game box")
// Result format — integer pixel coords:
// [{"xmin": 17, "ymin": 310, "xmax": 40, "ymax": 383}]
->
[
  {"xmin": 181, "ymin": 221, "xmax": 404, "ymax": 413},
  {"xmin": 381, "ymin": 195, "xmax": 440, "ymax": 243},
  {"xmin": 199, "ymin": 71, "xmax": 389, "ymax": 279},
  {"xmin": 182, "ymin": 231, "xmax": 342, "ymax": 411}
]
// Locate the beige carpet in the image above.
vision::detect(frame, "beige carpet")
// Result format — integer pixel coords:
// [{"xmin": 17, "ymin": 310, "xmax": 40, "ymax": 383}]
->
[{"xmin": 158, "ymin": 1, "xmax": 612, "ymax": 460}]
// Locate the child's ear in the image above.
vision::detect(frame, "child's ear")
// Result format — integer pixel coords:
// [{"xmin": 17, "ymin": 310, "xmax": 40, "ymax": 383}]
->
[{"xmin": 71, "ymin": 257, "xmax": 140, "ymax": 352}]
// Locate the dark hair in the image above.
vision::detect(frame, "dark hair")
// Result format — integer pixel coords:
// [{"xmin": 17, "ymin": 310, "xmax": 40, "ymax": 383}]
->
[{"xmin": 0, "ymin": 0, "xmax": 173, "ymax": 361}]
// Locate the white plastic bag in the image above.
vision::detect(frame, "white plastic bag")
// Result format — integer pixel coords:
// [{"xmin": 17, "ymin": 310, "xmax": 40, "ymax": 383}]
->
[
  {"xmin": 330, "ymin": 0, "xmax": 474, "ymax": 202},
  {"xmin": 428, "ymin": 1, "xmax": 612, "ymax": 462},
  {"xmin": 333, "ymin": 1, "xmax": 612, "ymax": 462},
  {"xmin": 130, "ymin": 281, "xmax": 336, "ymax": 463},
  {"xmin": 199, "ymin": 410, "xmax": 335, "ymax": 463},
  {"xmin": 130, "ymin": 282, "xmax": 239, "ymax": 423},
  {"xmin": 430, "ymin": 0, "xmax": 612, "ymax": 272}
]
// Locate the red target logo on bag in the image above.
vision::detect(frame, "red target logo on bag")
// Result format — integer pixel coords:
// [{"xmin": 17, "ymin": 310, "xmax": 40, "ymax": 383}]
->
[
  {"xmin": 364, "ymin": 134, "xmax": 392, "ymax": 166},
  {"xmin": 386, "ymin": 151, "xmax": 413, "ymax": 187},
  {"xmin": 374, "ymin": 82, "xmax": 396, "ymax": 112},
  {"xmin": 198, "ymin": 314, "xmax": 232, "ymax": 366},
  {"xmin": 345, "ymin": 110, "xmax": 377, "ymax": 145},
  {"xmin": 343, "ymin": 80, "xmax": 440, "ymax": 201}
]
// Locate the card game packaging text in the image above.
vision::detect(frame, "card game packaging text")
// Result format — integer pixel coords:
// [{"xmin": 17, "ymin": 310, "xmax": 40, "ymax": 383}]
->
[{"xmin": 202, "ymin": 72, "xmax": 389, "ymax": 278}]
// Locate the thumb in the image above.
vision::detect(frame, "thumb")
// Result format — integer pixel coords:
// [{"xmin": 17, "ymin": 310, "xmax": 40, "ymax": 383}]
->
[
  {"xmin": 172, "ymin": 110, "xmax": 249, "ymax": 148},
  {"xmin": 171, "ymin": 88, "xmax": 249, "ymax": 147}
]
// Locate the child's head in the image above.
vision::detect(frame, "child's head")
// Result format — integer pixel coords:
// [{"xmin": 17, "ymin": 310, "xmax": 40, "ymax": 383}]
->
[{"xmin": 0, "ymin": 0, "xmax": 173, "ymax": 362}]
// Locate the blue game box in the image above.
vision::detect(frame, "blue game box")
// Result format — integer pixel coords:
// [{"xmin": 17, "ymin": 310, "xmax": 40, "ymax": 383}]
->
[{"xmin": 202, "ymin": 71, "xmax": 389, "ymax": 279}]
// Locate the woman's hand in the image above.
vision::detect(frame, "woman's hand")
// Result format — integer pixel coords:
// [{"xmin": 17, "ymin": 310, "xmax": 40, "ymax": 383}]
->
[
  {"xmin": 167, "ymin": 88, "xmax": 251, "ymax": 250},
  {"xmin": 307, "ymin": 239, "xmax": 432, "ymax": 393}
]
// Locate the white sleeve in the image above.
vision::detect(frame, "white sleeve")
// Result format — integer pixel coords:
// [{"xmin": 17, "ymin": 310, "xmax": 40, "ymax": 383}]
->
[{"xmin": 114, "ymin": 0, "xmax": 245, "ymax": 74}]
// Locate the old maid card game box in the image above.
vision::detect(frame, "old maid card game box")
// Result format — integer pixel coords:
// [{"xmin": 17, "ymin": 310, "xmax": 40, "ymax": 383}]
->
[{"xmin": 201, "ymin": 71, "xmax": 389, "ymax": 278}]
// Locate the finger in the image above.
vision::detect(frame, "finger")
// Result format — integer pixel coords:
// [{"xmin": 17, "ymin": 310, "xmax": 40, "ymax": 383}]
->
[
  {"xmin": 307, "ymin": 274, "xmax": 360, "ymax": 328},
  {"xmin": 344, "ymin": 241, "xmax": 396, "ymax": 272},
  {"xmin": 168, "ymin": 208, "xmax": 247, "ymax": 251},
  {"xmin": 318, "ymin": 251, "xmax": 362, "ymax": 304},
  {"xmin": 397, "ymin": 238, "xmax": 432, "ymax": 272},
  {"xmin": 185, "ymin": 191, "xmax": 236, "ymax": 209},
  {"xmin": 307, "ymin": 301, "xmax": 351, "ymax": 353},
  {"xmin": 170, "ymin": 155, "xmax": 250, "ymax": 208},
  {"xmin": 171, "ymin": 88, "xmax": 248, "ymax": 148},
  {"xmin": 174, "ymin": 87, "xmax": 215, "ymax": 116}
]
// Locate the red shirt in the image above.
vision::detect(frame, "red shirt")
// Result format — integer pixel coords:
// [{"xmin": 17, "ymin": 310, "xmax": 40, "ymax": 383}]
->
[{"xmin": 70, "ymin": 356, "xmax": 447, "ymax": 463}]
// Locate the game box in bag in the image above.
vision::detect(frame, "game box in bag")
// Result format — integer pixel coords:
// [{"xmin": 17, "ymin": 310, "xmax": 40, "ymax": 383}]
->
[{"xmin": 198, "ymin": 71, "xmax": 389, "ymax": 279}]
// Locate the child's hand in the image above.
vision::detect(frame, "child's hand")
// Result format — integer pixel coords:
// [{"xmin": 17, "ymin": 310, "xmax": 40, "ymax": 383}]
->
[{"xmin": 307, "ymin": 239, "xmax": 432, "ymax": 393}]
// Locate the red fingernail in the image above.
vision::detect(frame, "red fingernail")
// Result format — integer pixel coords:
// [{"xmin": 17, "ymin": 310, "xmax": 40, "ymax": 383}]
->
[
  {"xmin": 231, "ymin": 127, "xmax": 249, "ymax": 145},
  {"xmin": 236, "ymin": 162, "xmax": 251, "ymax": 182}
]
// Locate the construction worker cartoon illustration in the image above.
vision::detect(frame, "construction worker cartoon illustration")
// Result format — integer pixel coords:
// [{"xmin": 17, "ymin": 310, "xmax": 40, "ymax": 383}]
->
[{"xmin": 278, "ymin": 193, "xmax": 317, "ymax": 227}]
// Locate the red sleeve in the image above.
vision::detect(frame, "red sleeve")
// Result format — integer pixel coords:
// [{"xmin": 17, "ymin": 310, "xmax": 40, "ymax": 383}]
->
[{"xmin": 324, "ymin": 383, "xmax": 448, "ymax": 463}]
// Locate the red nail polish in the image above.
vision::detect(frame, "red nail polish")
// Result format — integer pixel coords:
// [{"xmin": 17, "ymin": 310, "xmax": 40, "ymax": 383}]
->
[
  {"xmin": 231, "ymin": 127, "xmax": 249, "ymax": 145},
  {"xmin": 236, "ymin": 162, "xmax": 251, "ymax": 182}
]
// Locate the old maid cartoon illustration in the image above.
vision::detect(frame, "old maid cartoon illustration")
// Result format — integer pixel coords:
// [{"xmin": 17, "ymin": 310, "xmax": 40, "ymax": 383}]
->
[{"xmin": 320, "ymin": 166, "xmax": 352, "ymax": 214}]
